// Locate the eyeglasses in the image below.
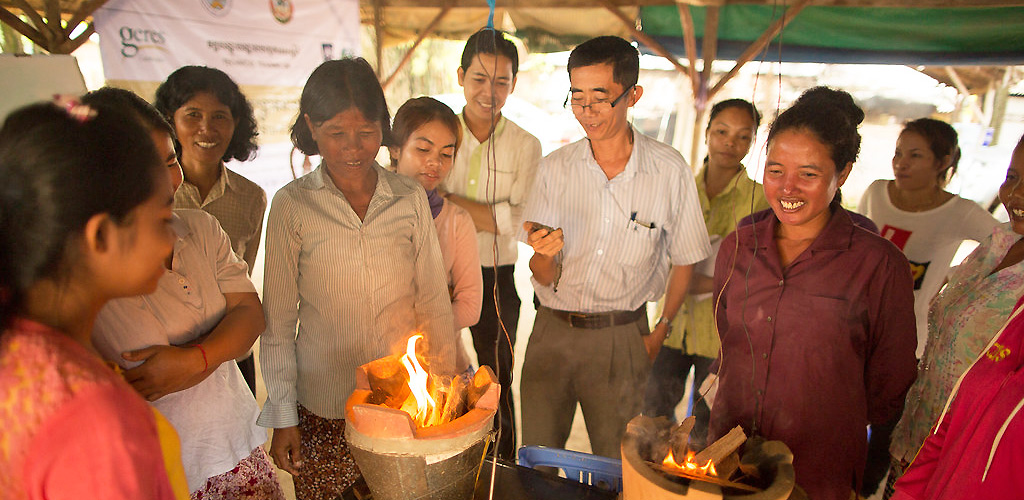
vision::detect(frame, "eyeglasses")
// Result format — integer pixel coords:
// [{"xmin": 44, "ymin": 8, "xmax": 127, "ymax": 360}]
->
[{"xmin": 564, "ymin": 85, "xmax": 635, "ymax": 113}]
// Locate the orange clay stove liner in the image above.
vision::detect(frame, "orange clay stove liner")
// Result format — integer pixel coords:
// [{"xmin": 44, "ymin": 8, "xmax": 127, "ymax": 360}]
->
[{"xmin": 345, "ymin": 359, "xmax": 498, "ymax": 500}]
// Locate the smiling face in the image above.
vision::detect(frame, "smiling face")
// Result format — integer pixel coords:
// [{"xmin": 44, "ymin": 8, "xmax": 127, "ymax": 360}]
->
[
  {"xmin": 763, "ymin": 128, "xmax": 851, "ymax": 235},
  {"xmin": 893, "ymin": 130, "xmax": 947, "ymax": 191},
  {"xmin": 999, "ymin": 142, "xmax": 1024, "ymax": 235},
  {"xmin": 458, "ymin": 53, "xmax": 515, "ymax": 125},
  {"xmin": 706, "ymin": 106, "xmax": 756, "ymax": 171},
  {"xmin": 307, "ymin": 107, "xmax": 383, "ymax": 176},
  {"xmin": 391, "ymin": 119, "xmax": 457, "ymax": 192},
  {"xmin": 568, "ymin": 63, "xmax": 637, "ymax": 143},
  {"xmin": 172, "ymin": 91, "xmax": 235, "ymax": 169}
]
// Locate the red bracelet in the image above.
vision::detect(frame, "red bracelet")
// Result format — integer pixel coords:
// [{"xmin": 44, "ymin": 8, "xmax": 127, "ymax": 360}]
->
[{"xmin": 191, "ymin": 344, "xmax": 208, "ymax": 372}]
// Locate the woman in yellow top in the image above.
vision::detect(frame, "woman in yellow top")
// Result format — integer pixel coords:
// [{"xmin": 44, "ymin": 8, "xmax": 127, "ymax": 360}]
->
[{"xmin": 643, "ymin": 98, "xmax": 769, "ymax": 448}]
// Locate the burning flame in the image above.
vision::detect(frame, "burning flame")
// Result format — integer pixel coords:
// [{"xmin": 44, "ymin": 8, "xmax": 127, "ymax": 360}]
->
[
  {"xmin": 663, "ymin": 449, "xmax": 718, "ymax": 477},
  {"xmin": 399, "ymin": 334, "xmax": 437, "ymax": 426}
]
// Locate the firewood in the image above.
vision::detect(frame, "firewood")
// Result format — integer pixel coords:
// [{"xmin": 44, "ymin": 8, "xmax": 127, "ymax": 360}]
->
[
  {"xmin": 694, "ymin": 426, "xmax": 747, "ymax": 466},
  {"xmin": 626, "ymin": 415, "xmax": 673, "ymax": 462},
  {"xmin": 438, "ymin": 374, "xmax": 467, "ymax": 423},
  {"xmin": 668, "ymin": 416, "xmax": 696, "ymax": 459},
  {"xmin": 715, "ymin": 452, "xmax": 740, "ymax": 480},
  {"xmin": 645, "ymin": 461, "xmax": 761, "ymax": 493}
]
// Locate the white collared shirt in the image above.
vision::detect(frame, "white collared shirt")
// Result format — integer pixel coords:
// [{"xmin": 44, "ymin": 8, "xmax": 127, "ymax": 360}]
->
[
  {"xmin": 441, "ymin": 114, "xmax": 542, "ymax": 267},
  {"xmin": 93, "ymin": 209, "xmax": 264, "ymax": 492},
  {"xmin": 519, "ymin": 129, "xmax": 711, "ymax": 313}
]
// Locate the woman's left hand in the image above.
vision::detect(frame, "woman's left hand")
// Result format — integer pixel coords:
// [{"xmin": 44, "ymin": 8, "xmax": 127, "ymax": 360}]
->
[{"xmin": 122, "ymin": 345, "xmax": 209, "ymax": 401}]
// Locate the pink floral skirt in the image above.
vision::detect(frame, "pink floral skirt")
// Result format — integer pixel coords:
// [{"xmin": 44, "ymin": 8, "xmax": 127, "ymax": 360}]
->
[{"xmin": 191, "ymin": 446, "xmax": 284, "ymax": 500}]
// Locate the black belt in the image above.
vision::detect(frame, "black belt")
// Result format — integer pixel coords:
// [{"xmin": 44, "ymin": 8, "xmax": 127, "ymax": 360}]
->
[{"xmin": 546, "ymin": 305, "xmax": 646, "ymax": 330}]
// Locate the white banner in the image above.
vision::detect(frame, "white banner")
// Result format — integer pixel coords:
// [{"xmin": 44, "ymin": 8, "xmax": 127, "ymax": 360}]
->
[{"xmin": 94, "ymin": 0, "xmax": 359, "ymax": 87}]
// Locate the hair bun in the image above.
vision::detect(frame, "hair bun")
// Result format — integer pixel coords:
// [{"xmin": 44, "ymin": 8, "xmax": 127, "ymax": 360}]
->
[{"xmin": 793, "ymin": 86, "xmax": 864, "ymax": 127}]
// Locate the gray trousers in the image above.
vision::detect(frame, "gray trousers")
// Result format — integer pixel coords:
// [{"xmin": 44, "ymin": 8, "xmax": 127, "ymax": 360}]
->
[{"xmin": 520, "ymin": 306, "xmax": 652, "ymax": 458}]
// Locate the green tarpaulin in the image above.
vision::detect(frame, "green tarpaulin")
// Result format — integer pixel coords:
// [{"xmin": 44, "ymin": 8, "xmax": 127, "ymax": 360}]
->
[{"xmin": 639, "ymin": 5, "xmax": 1024, "ymax": 65}]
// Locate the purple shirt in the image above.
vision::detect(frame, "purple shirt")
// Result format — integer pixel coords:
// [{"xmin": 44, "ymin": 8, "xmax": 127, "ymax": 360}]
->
[{"xmin": 711, "ymin": 204, "xmax": 917, "ymax": 500}]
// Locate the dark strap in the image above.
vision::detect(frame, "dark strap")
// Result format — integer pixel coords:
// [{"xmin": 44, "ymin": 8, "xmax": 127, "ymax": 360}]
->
[{"xmin": 546, "ymin": 305, "xmax": 646, "ymax": 330}]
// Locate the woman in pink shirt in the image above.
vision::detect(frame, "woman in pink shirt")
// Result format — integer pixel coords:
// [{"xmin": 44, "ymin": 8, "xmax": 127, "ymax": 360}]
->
[
  {"xmin": 390, "ymin": 97, "xmax": 483, "ymax": 334},
  {"xmin": 0, "ymin": 100, "xmax": 186, "ymax": 499}
]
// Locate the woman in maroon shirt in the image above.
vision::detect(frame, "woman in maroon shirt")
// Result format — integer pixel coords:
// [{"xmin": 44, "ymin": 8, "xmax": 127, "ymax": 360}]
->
[{"xmin": 709, "ymin": 87, "xmax": 918, "ymax": 500}]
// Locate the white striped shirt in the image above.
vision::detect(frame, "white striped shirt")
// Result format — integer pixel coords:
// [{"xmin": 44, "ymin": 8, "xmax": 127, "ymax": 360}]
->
[
  {"xmin": 519, "ymin": 129, "xmax": 710, "ymax": 313},
  {"xmin": 441, "ymin": 114, "xmax": 542, "ymax": 267},
  {"xmin": 257, "ymin": 164, "xmax": 457, "ymax": 428}
]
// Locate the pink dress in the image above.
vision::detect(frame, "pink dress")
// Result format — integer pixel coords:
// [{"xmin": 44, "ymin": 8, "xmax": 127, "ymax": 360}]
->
[{"xmin": 0, "ymin": 318, "xmax": 186, "ymax": 499}]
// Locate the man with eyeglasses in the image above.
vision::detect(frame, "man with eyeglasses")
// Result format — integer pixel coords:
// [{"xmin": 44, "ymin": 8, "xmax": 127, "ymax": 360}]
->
[{"xmin": 518, "ymin": 35, "xmax": 710, "ymax": 458}]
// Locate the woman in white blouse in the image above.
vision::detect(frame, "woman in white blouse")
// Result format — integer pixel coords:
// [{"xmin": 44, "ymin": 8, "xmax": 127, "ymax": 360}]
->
[
  {"xmin": 258, "ymin": 58, "xmax": 460, "ymax": 499},
  {"xmin": 85, "ymin": 88, "xmax": 282, "ymax": 499}
]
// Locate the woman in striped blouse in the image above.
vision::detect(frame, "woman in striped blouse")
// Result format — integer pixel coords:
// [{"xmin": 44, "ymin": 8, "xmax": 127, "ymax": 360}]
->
[{"xmin": 258, "ymin": 58, "xmax": 460, "ymax": 499}]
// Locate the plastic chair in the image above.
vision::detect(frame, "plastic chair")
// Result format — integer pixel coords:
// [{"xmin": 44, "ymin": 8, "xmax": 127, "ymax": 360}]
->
[{"xmin": 517, "ymin": 445, "xmax": 623, "ymax": 492}]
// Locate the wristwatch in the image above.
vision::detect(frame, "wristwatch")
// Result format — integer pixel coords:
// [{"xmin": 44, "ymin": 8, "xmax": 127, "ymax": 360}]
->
[{"xmin": 655, "ymin": 316, "xmax": 673, "ymax": 329}]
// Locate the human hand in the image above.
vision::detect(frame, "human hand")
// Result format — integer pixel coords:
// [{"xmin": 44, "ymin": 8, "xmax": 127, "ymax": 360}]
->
[
  {"xmin": 644, "ymin": 322, "xmax": 669, "ymax": 361},
  {"xmin": 523, "ymin": 221, "xmax": 564, "ymax": 257},
  {"xmin": 270, "ymin": 426, "xmax": 304, "ymax": 475},
  {"xmin": 122, "ymin": 345, "xmax": 207, "ymax": 401}
]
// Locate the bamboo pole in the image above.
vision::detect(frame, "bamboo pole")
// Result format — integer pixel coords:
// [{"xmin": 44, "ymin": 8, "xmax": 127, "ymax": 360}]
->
[
  {"xmin": 707, "ymin": 0, "xmax": 810, "ymax": 101},
  {"xmin": 689, "ymin": 6, "xmax": 718, "ymax": 167},
  {"xmin": 0, "ymin": 7, "xmax": 46, "ymax": 49},
  {"xmin": 381, "ymin": 6, "xmax": 451, "ymax": 90},
  {"xmin": 374, "ymin": 0, "xmax": 384, "ymax": 77},
  {"xmin": 598, "ymin": 0, "xmax": 691, "ymax": 79},
  {"xmin": 676, "ymin": 2, "xmax": 699, "ymax": 97},
  {"xmin": 945, "ymin": 66, "xmax": 986, "ymax": 123}
]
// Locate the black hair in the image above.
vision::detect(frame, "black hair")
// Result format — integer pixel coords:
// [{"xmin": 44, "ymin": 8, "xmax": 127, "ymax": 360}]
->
[
  {"xmin": 709, "ymin": 98, "xmax": 762, "ymax": 128},
  {"xmin": 567, "ymin": 36, "xmax": 639, "ymax": 89},
  {"xmin": 0, "ymin": 102, "xmax": 161, "ymax": 328},
  {"xmin": 83, "ymin": 87, "xmax": 176, "ymax": 141},
  {"xmin": 461, "ymin": 29, "xmax": 519, "ymax": 78},
  {"xmin": 901, "ymin": 118, "xmax": 960, "ymax": 184},
  {"xmin": 767, "ymin": 86, "xmax": 863, "ymax": 205},
  {"xmin": 768, "ymin": 86, "xmax": 864, "ymax": 171},
  {"xmin": 390, "ymin": 97, "xmax": 462, "ymax": 166},
  {"xmin": 291, "ymin": 57, "xmax": 391, "ymax": 155},
  {"xmin": 154, "ymin": 66, "xmax": 259, "ymax": 162}
]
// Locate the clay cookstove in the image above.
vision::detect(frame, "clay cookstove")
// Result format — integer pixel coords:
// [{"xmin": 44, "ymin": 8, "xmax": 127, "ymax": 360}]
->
[
  {"xmin": 344, "ymin": 335, "xmax": 499, "ymax": 500},
  {"xmin": 621, "ymin": 415, "xmax": 806, "ymax": 500}
]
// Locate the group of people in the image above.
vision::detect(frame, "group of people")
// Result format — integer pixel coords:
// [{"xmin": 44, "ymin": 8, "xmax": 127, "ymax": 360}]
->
[{"xmin": 1, "ymin": 27, "xmax": 1022, "ymax": 500}]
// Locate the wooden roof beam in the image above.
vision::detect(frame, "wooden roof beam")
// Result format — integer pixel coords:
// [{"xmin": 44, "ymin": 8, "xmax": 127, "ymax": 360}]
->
[
  {"xmin": 945, "ymin": 66, "xmax": 986, "ymax": 123},
  {"xmin": 598, "ymin": 0, "xmax": 692, "ymax": 81},
  {"xmin": 0, "ymin": 5, "xmax": 48, "ymax": 48},
  {"xmin": 676, "ymin": 2, "xmax": 699, "ymax": 97},
  {"xmin": 0, "ymin": 0, "xmax": 102, "ymax": 53},
  {"xmin": 382, "ymin": 5, "xmax": 451, "ymax": 90},
  {"xmin": 64, "ymin": 0, "xmax": 107, "ymax": 36},
  {"xmin": 707, "ymin": 0, "xmax": 810, "ymax": 101},
  {"xmin": 374, "ymin": 0, "xmax": 384, "ymax": 77},
  {"xmin": 697, "ymin": 5, "xmax": 718, "ymax": 107}
]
